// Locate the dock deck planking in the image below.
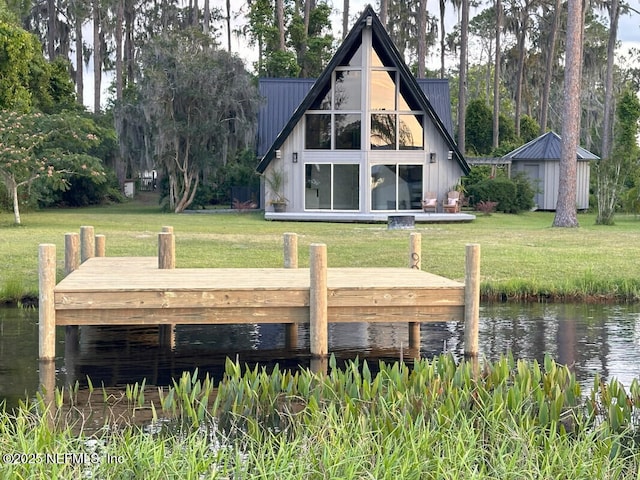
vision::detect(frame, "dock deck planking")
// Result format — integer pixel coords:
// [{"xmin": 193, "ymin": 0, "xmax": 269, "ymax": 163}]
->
[{"xmin": 53, "ymin": 256, "xmax": 465, "ymax": 326}]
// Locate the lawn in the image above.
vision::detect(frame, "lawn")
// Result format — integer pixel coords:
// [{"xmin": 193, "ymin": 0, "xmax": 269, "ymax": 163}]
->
[{"xmin": 1, "ymin": 199, "xmax": 639, "ymax": 302}]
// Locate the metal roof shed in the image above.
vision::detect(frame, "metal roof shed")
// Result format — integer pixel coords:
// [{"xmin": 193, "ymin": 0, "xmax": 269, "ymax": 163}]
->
[{"xmin": 502, "ymin": 131, "xmax": 599, "ymax": 210}]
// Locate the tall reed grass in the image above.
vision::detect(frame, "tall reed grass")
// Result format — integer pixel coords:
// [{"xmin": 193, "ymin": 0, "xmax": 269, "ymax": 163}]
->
[{"xmin": 2, "ymin": 354, "xmax": 639, "ymax": 478}]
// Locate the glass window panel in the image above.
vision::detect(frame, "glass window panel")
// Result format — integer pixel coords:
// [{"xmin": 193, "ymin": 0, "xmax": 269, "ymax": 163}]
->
[
  {"xmin": 398, "ymin": 79, "xmax": 411, "ymax": 111},
  {"xmin": 371, "ymin": 49, "xmax": 384, "ymax": 67},
  {"xmin": 399, "ymin": 115, "xmax": 423, "ymax": 150},
  {"xmin": 398, "ymin": 165, "xmax": 423, "ymax": 210},
  {"xmin": 310, "ymin": 84, "xmax": 331, "ymax": 110},
  {"xmin": 305, "ymin": 114, "xmax": 331, "ymax": 149},
  {"xmin": 370, "ymin": 71, "xmax": 396, "ymax": 110},
  {"xmin": 333, "ymin": 165, "xmax": 359, "ymax": 210},
  {"xmin": 305, "ymin": 164, "xmax": 331, "ymax": 209},
  {"xmin": 371, "ymin": 164, "xmax": 397, "ymax": 210},
  {"xmin": 334, "ymin": 70, "xmax": 361, "ymax": 110},
  {"xmin": 370, "ymin": 114, "xmax": 396, "ymax": 150},
  {"xmin": 335, "ymin": 114, "xmax": 361, "ymax": 149},
  {"xmin": 340, "ymin": 43, "xmax": 362, "ymax": 67}
]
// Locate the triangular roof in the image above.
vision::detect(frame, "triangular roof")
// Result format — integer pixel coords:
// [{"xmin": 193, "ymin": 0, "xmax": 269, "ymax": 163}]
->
[
  {"xmin": 502, "ymin": 131, "xmax": 599, "ymax": 161},
  {"xmin": 256, "ymin": 5, "xmax": 469, "ymax": 175},
  {"xmin": 257, "ymin": 78, "xmax": 455, "ymax": 158}
]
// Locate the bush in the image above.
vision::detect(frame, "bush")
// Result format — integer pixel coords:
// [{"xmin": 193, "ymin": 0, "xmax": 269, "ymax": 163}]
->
[{"xmin": 466, "ymin": 173, "xmax": 535, "ymax": 213}]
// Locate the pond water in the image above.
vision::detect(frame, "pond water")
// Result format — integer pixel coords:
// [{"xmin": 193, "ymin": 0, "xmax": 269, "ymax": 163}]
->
[{"xmin": 1, "ymin": 303, "xmax": 640, "ymax": 410}]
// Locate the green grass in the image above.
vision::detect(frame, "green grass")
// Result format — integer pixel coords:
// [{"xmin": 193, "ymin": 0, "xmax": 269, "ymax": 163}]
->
[
  {"xmin": 1, "ymin": 201, "xmax": 640, "ymax": 303},
  {"xmin": 3, "ymin": 354, "xmax": 640, "ymax": 479}
]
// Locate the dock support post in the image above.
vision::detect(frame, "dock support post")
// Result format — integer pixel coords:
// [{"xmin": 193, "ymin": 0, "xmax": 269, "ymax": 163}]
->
[
  {"xmin": 39, "ymin": 244, "xmax": 57, "ymax": 361},
  {"xmin": 64, "ymin": 233, "xmax": 80, "ymax": 371},
  {"xmin": 158, "ymin": 228, "xmax": 175, "ymax": 348},
  {"xmin": 464, "ymin": 244, "xmax": 481, "ymax": 357},
  {"xmin": 158, "ymin": 230, "xmax": 175, "ymax": 269},
  {"xmin": 283, "ymin": 233, "xmax": 298, "ymax": 348},
  {"xmin": 408, "ymin": 232, "xmax": 421, "ymax": 350},
  {"xmin": 95, "ymin": 235, "xmax": 106, "ymax": 257},
  {"xmin": 309, "ymin": 243, "xmax": 328, "ymax": 357},
  {"xmin": 80, "ymin": 226, "xmax": 95, "ymax": 263}
]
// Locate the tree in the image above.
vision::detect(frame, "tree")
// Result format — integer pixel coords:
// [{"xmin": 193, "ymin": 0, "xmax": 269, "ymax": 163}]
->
[
  {"xmin": 465, "ymin": 98, "xmax": 493, "ymax": 155},
  {"xmin": 458, "ymin": 0, "xmax": 469, "ymax": 153},
  {"xmin": 595, "ymin": 87, "xmax": 640, "ymax": 225},
  {"xmin": 553, "ymin": 0, "xmax": 584, "ymax": 228},
  {"xmin": 492, "ymin": 0, "xmax": 501, "ymax": 148},
  {"xmin": 600, "ymin": 0, "xmax": 620, "ymax": 160},
  {"xmin": 133, "ymin": 31, "xmax": 260, "ymax": 213},
  {"xmin": 0, "ymin": 110, "xmax": 106, "ymax": 224}
]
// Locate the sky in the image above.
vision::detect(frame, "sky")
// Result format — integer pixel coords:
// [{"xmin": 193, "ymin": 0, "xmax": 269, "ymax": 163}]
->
[{"xmin": 81, "ymin": 0, "xmax": 640, "ymax": 111}]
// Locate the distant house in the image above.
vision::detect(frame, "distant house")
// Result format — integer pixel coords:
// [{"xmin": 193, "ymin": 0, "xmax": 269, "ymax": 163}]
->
[
  {"xmin": 503, "ymin": 131, "xmax": 598, "ymax": 210},
  {"xmin": 256, "ymin": 5, "xmax": 471, "ymax": 222}
]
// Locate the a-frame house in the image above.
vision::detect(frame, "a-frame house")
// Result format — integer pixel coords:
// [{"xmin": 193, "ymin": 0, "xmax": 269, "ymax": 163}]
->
[{"xmin": 256, "ymin": 5, "xmax": 472, "ymax": 222}]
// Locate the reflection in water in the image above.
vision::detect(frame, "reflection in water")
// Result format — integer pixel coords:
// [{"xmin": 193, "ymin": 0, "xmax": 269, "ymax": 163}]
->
[{"xmin": 1, "ymin": 304, "xmax": 639, "ymax": 409}]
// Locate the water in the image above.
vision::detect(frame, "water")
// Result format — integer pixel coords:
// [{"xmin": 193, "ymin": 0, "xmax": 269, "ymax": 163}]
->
[{"xmin": 1, "ymin": 303, "xmax": 640, "ymax": 409}]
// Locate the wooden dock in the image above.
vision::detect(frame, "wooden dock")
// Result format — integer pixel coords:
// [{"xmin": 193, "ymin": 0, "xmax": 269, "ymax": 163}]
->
[{"xmin": 38, "ymin": 228, "xmax": 480, "ymax": 362}]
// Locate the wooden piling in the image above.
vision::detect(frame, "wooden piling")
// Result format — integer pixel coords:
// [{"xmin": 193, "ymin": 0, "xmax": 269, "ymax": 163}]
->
[
  {"xmin": 408, "ymin": 232, "xmax": 421, "ymax": 349},
  {"xmin": 80, "ymin": 226, "xmax": 95, "ymax": 263},
  {"xmin": 158, "ymin": 228, "xmax": 176, "ymax": 347},
  {"xmin": 158, "ymin": 231, "xmax": 175, "ymax": 270},
  {"xmin": 464, "ymin": 244, "xmax": 481, "ymax": 356},
  {"xmin": 39, "ymin": 244, "xmax": 56, "ymax": 361},
  {"xmin": 283, "ymin": 232, "xmax": 298, "ymax": 269},
  {"xmin": 64, "ymin": 233, "xmax": 79, "ymax": 276},
  {"xmin": 309, "ymin": 243, "xmax": 328, "ymax": 357},
  {"xmin": 283, "ymin": 233, "xmax": 299, "ymax": 348},
  {"xmin": 64, "ymin": 233, "xmax": 80, "ymax": 352},
  {"xmin": 95, "ymin": 234, "xmax": 106, "ymax": 257}
]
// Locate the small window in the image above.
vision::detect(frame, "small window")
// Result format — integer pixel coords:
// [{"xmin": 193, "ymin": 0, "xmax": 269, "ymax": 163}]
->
[
  {"xmin": 335, "ymin": 114, "xmax": 361, "ymax": 149},
  {"xmin": 305, "ymin": 114, "xmax": 331, "ymax": 149},
  {"xmin": 370, "ymin": 114, "xmax": 396, "ymax": 149}
]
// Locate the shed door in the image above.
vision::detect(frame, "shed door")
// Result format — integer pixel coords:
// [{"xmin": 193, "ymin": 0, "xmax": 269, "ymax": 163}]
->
[{"xmin": 523, "ymin": 163, "xmax": 542, "ymax": 210}]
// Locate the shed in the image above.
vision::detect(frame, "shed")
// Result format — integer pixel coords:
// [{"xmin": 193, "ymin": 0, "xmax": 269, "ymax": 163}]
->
[{"xmin": 502, "ymin": 131, "xmax": 599, "ymax": 210}]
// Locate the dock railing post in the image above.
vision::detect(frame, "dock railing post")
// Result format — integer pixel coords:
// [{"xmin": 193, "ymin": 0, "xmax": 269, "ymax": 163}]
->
[
  {"xmin": 80, "ymin": 226, "xmax": 95, "ymax": 263},
  {"xmin": 283, "ymin": 233, "xmax": 299, "ymax": 348},
  {"xmin": 464, "ymin": 244, "xmax": 481, "ymax": 357},
  {"xmin": 309, "ymin": 243, "xmax": 328, "ymax": 357},
  {"xmin": 158, "ymin": 227, "xmax": 176, "ymax": 347},
  {"xmin": 39, "ymin": 244, "xmax": 57, "ymax": 361},
  {"xmin": 408, "ymin": 232, "xmax": 421, "ymax": 350}
]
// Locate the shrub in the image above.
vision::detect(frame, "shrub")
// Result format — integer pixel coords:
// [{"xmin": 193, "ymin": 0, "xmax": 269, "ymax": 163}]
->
[{"xmin": 466, "ymin": 174, "xmax": 535, "ymax": 214}]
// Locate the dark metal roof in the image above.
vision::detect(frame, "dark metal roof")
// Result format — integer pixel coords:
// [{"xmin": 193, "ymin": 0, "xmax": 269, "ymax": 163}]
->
[
  {"xmin": 257, "ymin": 78, "xmax": 455, "ymax": 158},
  {"xmin": 256, "ymin": 5, "xmax": 469, "ymax": 175},
  {"xmin": 502, "ymin": 131, "xmax": 599, "ymax": 161}
]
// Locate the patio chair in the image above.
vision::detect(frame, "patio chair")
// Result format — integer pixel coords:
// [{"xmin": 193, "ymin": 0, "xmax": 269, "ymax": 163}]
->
[
  {"xmin": 421, "ymin": 192, "xmax": 438, "ymax": 213},
  {"xmin": 443, "ymin": 191, "xmax": 461, "ymax": 213}
]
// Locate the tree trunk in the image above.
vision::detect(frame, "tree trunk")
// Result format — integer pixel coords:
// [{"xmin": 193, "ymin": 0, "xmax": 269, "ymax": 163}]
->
[
  {"xmin": 204, "ymin": 0, "xmax": 210, "ymax": 35},
  {"xmin": 539, "ymin": 0, "xmax": 562, "ymax": 135},
  {"xmin": 439, "ymin": 0, "xmax": 445, "ymax": 78},
  {"xmin": 417, "ymin": 0, "xmax": 427, "ymax": 78},
  {"xmin": 93, "ymin": 0, "xmax": 101, "ymax": 113},
  {"xmin": 601, "ymin": 0, "xmax": 619, "ymax": 160},
  {"xmin": 277, "ymin": 0, "xmax": 286, "ymax": 51},
  {"xmin": 115, "ymin": 0, "xmax": 123, "ymax": 103},
  {"xmin": 379, "ymin": 0, "xmax": 388, "ymax": 27},
  {"xmin": 492, "ymin": 0, "xmax": 501, "ymax": 149},
  {"xmin": 553, "ymin": 0, "xmax": 584, "ymax": 228},
  {"xmin": 342, "ymin": 0, "xmax": 349, "ymax": 40},
  {"xmin": 9, "ymin": 180, "xmax": 21, "ymax": 225},
  {"xmin": 74, "ymin": 0, "xmax": 84, "ymax": 104},
  {"xmin": 457, "ymin": 0, "xmax": 469, "ymax": 153},
  {"xmin": 48, "ymin": 0, "xmax": 56, "ymax": 59},
  {"xmin": 125, "ymin": 0, "xmax": 135, "ymax": 85},
  {"xmin": 513, "ymin": 5, "xmax": 529, "ymax": 139}
]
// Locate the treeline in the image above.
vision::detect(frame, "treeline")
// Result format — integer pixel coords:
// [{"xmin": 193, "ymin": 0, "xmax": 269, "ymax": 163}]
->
[{"xmin": 1, "ymin": 0, "xmax": 639, "ymax": 219}]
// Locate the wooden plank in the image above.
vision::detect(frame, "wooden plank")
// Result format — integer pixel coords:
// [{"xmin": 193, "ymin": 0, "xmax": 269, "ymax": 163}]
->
[
  {"xmin": 327, "ymin": 287, "xmax": 464, "ymax": 307},
  {"xmin": 328, "ymin": 305, "xmax": 465, "ymax": 323},
  {"xmin": 55, "ymin": 307, "xmax": 310, "ymax": 325},
  {"xmin": 55, "ymin": 289, "xmax": 310, "ymax": 310}
]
